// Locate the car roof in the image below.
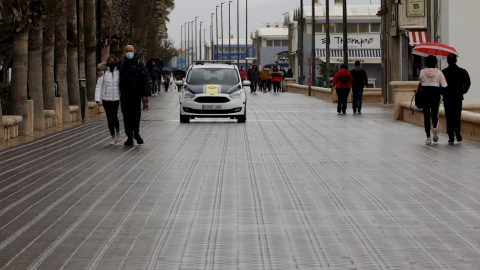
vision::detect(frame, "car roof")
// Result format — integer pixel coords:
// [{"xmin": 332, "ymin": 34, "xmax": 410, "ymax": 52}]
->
[{"xmin": 191, "ymin": 64, "xmax": 236, "ymax": 69}]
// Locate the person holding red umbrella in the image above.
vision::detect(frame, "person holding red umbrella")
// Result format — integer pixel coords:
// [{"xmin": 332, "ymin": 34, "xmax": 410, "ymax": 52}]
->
[{"xmin": 419, "ymin": 55, "xmax": 448, "ymax": 144}]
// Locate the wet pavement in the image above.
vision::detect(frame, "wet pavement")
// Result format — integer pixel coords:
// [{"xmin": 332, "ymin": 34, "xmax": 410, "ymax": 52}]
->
[{"xmin": 1, "ymin": 90, "xmax": 480, "ymax": 269}]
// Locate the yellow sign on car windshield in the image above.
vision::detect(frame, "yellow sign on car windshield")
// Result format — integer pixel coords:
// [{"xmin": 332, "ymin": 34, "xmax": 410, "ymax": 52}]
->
[{"xmin": 205, "ymin": 84, "xmax": 220, "ymax": 94}]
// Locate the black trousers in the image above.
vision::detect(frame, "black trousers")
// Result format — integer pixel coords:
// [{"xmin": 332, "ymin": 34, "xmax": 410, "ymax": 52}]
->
[
  {"xmin": 336, "ymin": 88, "xmax": 350, "ymax": 113},
  {"xmin": 121, "ymin": 97, "xmax": 142, "ymax": 138},
  {"xmin": 423, "ymin": 93, "xmax": 441, "ymax": 137},
  {"xmin": 102, "ymin": 100, "xmax": 120, "ymax": 136},
  {"xmin": 444, "ymin": 100, "xmax": 463, "ymax": 139}
]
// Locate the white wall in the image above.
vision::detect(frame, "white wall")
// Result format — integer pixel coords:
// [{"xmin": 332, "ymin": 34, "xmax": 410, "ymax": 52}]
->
[{"xmin": 440, "ymin": 0, "xmax": 480, "ymax": 104}]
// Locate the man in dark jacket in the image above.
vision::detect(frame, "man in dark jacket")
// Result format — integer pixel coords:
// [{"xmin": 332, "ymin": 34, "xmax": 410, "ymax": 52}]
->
[
  {"xmin": 350, "ymin": 61, "xmax": 368, "ymax": 114},
  {"xmin": 148, "ymin": 60, "xmax": 162, "ymax": 96},
  {"xmin": 119, "ymin": 45, "xmax": 150, "ymax": 146},
  {"xmin": 442, "ymin": 54, "xmax": 471, "ymax": 143}
]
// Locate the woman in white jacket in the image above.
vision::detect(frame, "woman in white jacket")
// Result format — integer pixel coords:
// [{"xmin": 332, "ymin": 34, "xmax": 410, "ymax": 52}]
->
[{"xmin": 95, "ymin": 55, "xmax": 121, "ymax": 145}]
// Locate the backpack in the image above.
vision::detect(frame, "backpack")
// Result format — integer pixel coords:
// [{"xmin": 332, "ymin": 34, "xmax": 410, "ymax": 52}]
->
[{"xmin": 340, "ymin": 73, "xmax": 349, "ymax": 84}]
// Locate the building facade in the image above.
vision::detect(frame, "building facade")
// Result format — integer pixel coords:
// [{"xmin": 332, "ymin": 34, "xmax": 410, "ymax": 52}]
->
[
  {"xmin": 251, "ymin": 23, "xmax": 289, "ymax": 69},
  {"xmin": 286, "ymin": 2, "xmax": 382, "ymax": 87},
  {"xmin": 204, "ymin": 39, "xmax": 253, "ymax": 69},
  {"xmin": 379, "ymin": 0, "xmax": 480, "ymax": 103}
]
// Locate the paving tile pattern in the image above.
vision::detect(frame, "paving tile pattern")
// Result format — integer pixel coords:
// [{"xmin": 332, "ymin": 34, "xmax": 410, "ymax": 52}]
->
[{"xmin": 1, "ymin": 91, "xmax": 480, "ymax": 269}]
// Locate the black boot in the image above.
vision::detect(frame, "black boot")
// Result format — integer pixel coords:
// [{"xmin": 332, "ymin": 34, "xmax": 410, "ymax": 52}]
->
[
  {"xmin": 124, "ymin": 137, "xmax": 134, "ymax": 146},
  {"xmin": 134, "ymin": 134, "xmax": 144, "ymax": 144}
]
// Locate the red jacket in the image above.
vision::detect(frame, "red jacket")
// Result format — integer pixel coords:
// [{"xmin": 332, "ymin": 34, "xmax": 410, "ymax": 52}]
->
[
  {"xmin": 333, "ymin": 68, "xmax": 354, "ymax": 89},
  {"xmin": 240, "ymin": 70, "xmax": 248, "ymax": 80}
]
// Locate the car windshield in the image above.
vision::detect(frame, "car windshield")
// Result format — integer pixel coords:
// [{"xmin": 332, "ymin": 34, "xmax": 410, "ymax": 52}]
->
[{"xmin": 186, "ymin": 68, "xmax": 240, "ymax": 85}]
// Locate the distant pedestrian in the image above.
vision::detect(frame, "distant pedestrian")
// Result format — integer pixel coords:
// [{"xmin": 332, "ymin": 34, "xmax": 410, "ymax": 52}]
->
[
  {"xmin": 331, "ymin": 64, "xmax": 354, "ymax": 114},
  {"xmin": 260, "ymin": 67, "xmax": 269, "ymax": 92},
  {"xmin": 119, "ymin": 45, "xmax": 150, "ymax": 146},
  {"xmin": 148, "ymin": 60, "xmax": 162, "ymax": 96},
  {"xmin": 419, "ymin": 55, "xmax": 448, "ymax": 144},
  {"xmin": 249, "ymin": 65, "xmax": 260, "ymax": 94},
  {"xmin": 239, "ymin": 66, "xmax": 248, "ymax": 81},
  {"xmin": 350, "ymin": 61, "xmax": 368, "ymax": 114},
  {"xmin": 164, "ymin": 75, "xmax": 170, "ymax": 92},
  {"xmin": 271, "ymin": 67, "xmax": 283, "ymax": 95},
  {"xmin": 442, "ymin": 54, "xmax": 471, "ymax": 144},
  {"xmin": 95, "ymin": 55, "xmax": 121, "ymax": 145}
]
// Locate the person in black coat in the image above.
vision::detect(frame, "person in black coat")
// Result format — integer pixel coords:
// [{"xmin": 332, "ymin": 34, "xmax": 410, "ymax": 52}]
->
[
  {"xmin": 350, "ymin": 61, "xmax": 368, "ymax": 114},
  {"xmin": 442, "ymin": 54, "xmax": 471, "ymax": 144},
  {"xmin": 119, "ymin": 45, "xmax": 151, "ymax": 146}
]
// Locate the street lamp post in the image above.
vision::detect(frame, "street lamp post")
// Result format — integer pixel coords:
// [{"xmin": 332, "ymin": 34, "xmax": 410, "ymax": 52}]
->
[
  {"xmin": 187, "ymin": 21, "xmax": 190, "ymax": 67},
  {"xmin": 326, "ymin": 0, "xmax": 330, "ymax": 86},
  {"xmin": 199, "ymin": 21, "xmax": 203, "ymax": 60},
  {"xmin": 191, "ymin": 20, "xmax": 194, "ymax": 64},
  {"xmin": 311, "ymin": 0, "xmax": 315, "ymax": 90},
  {"xmin": 245, "ymin": 0, "xmax": 248, "ymax": 69},
  {"xmin": 216, "ymin": 6, "xmax": 219, "ymax": 60},
  {"xmin": 229, "ymin": 1, "xmax": 233, "ymax": 60},
  {"xmin": 299, "ymin": 0, "xmax": 304, "ymax": 85},
  {"xmin": 237, "ymin": 0, "xmax": 239, "ymax": 67},
  {"xmin": 211, "ymin": 13, "xmax": 215, "ymax": 60},
  {"xmin": 343, "ymin": 0, "xmax": 348, "ymax": 65},
  {"xmin": 221, "ymin": 2, "xmax": 226, "ymax": 61},
  {"xmin": 181, "ymin": 25, "xmax": 184, "ymax": 69},
  {"xmin": 195, "ymin": 16, "xmax": 198, "ymax": 61}
]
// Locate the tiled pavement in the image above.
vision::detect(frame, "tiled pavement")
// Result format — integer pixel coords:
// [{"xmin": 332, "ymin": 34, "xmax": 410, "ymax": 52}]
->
[{"xmin": 1, "ymin": 90, "xmax": 480, "ymax": 269}]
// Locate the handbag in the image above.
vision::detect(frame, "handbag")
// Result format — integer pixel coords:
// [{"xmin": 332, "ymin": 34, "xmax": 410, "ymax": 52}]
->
[{"xmin": 410, "ymin": 83, "xmax": 424, "ymax": 114}]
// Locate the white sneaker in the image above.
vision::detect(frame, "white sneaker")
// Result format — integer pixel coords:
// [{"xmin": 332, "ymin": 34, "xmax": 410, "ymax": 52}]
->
[
  {"xmin": 109, "ymin": 137, "xmax": 116, "ymax": 145},
  {"xmin": 116, "ymin": 133, "xmax": 122, "ymax": 143},
  {"xmin": 432, "ymin": 128, "xmax": 438, "ymax": 142},
  {"xmin": 425, "ymin": 137, "xmax": 432, "ymax": 144}
]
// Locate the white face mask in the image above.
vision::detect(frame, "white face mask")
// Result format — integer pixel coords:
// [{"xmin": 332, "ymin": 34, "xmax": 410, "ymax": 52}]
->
[{"xmin": 126, "ymin": 52, "xmax": 134, "ymax": 59}]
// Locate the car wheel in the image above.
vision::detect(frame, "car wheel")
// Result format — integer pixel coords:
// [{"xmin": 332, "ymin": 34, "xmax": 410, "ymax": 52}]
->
[
  {"xmin": 180, "ymin": 115, "xmax": 190, "ymax": 123},
  {"xmin": 237, "ymin": 108, "xmax": 246, "ymax": 123}
]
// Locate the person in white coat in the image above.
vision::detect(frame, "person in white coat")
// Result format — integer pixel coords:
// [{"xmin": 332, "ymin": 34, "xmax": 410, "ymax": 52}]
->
[{"xmin": 96, "ymin": 55, "xmax": 121, "ymax": 145}]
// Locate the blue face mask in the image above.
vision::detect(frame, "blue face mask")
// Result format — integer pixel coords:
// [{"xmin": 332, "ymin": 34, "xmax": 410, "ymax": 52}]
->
[{"xmin": 126, "ymin": 52, "xmax": 134, "ymax": 59}]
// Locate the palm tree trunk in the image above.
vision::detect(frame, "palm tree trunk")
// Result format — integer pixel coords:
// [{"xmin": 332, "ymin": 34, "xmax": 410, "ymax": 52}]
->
[
  {"xmin": 67, "ymin": 0, "xmax": 80, "ymax": 110},
  {"xmin": 11, "ymin": 26, "xmax": 30, "ymax": 136},
  {"xmin": 84, "ymin": 0, "xmax": 97, "ymax": 102},
  {"xmin": 56, "ymin": 2, "xmax": 70, "ymax": 123},
  {"xmin": 28, "ymin": 26, "xmax": 45, "ymax": 131},
  {"xmin": 78, "ymin": 0, "xmax": 85, "ymax": 80},
  {"xmin": 43, "ymin": 23, "xmax": 57, "ymax": 126}
]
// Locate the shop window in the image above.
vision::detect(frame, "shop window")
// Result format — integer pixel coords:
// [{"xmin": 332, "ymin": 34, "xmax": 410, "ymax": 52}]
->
[
  {"xmin": 370, "ymin": 23, "xmax": 380, "ymax": 33},
  {"xmin": 359, "ymin": 23, "xmax": 369, "ymax": 33},
  {"xmin": 347, "ymin": 23, "xmax": 358, "ymax": 33},
  {"xmin": 274, "ymin": 40, "xmax": 282, "ymax": 47},
  {"xmin": 334, "ymin": 23, "xmax": 343, "ymax": 33},
  {"xmin": 315, "ymin": 24, "xmax": 324, "ymax": 33},
  {"xmin": 266, "ymin": 40, "xmax": 273, "ymax": 47}
]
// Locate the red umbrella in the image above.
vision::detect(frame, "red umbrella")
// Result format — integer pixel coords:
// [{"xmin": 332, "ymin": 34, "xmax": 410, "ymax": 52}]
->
[{"xmin": 412, "ymin": 42, "xmax": 459, "ymax": 60}]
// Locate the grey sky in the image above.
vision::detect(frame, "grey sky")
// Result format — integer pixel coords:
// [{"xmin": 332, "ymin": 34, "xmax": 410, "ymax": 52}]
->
[{"xmin": 167, "ymin": 0, "xmax": 381, "ymax": 48}]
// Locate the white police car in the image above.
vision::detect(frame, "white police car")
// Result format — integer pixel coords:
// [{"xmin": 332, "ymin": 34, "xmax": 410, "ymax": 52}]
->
[{"xmin": 176, "ymin": 61, "xmax": 250, "ymax": 123}]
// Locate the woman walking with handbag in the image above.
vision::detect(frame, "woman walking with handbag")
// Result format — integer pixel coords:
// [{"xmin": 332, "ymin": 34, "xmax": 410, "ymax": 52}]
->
[{"xmin": 419, "ymin": 55, "xmax": 448, "ymax": 144}]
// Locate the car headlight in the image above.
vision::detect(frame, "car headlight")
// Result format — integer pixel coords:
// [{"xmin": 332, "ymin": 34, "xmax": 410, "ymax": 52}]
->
[
  {"xmin": 230, "ymin": 91, "xmax": 243, "ymax": 99},
  {"xmin": 184, "ymin": 91, "xmax": 195, "ymax": 98}
]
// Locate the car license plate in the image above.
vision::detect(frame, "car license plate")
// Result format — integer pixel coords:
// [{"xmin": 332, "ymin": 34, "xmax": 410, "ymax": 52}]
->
[{"xmin": 202, "ymin": 105, "xmax": 222, "ymax": 110}]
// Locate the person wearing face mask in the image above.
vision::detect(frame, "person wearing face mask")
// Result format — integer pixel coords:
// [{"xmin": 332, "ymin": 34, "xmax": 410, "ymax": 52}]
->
[
  {"xmin": 95, "ymin": 55, "xmax": 121, "ymax": 145},
  {"xmin": 118, "ymin": 45, "xmax": 151, "ymax": 146}
]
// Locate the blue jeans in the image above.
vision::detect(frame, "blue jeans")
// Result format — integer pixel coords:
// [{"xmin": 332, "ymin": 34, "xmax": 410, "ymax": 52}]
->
[
  {"xmin": 151, "ymin": 78, "xmax": 160, "ymax": 94},
  {"xmin": 352, "ymin": 88, "xmax": 364, "ymax": 112}
]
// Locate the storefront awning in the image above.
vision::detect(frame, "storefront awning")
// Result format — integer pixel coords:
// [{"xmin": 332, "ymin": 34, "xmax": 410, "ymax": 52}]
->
[
  {"xmin": 315, "ymin": 49, "xmax": 382, "ymax": 64},
  {"xmin": 408, "ymin": 31, "xmax": 427, "ymax": 46}
]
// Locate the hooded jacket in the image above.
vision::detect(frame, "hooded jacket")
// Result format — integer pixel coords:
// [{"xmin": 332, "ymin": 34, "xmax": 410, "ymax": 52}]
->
[
  {"xmin": 420, "ymin": 68, "xmax": 447, "ymax": 89},
  {"xmin": 95, "ymin": 62, "xmax": 120, "ymax": 102},
  {"xmin": 333, "ymin": 68, "xmax": 354, "ymax": 89},
  {"xmin": 350, "ymin": 66, "xmax": 368, "ymax": 89}
]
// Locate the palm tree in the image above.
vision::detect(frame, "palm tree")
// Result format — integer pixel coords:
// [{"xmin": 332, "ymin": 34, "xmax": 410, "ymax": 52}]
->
[
  {"xmin": 42, "ymin": 0, "xmax": 63, "ymax": 127},
  {"xmin": 29, "ymin": 22, "xmax": 46, "ymax": 131},
  {"xmin": 83, "ymin": 0, "xmax": 96, "ymax": 103},
  {"xmin": 55, "ymin": 0, "xmax": 70, "ymax": 123},
  {"xmin": 66, "ymin": 0, "xmax": 80, "ymax": 111}
]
